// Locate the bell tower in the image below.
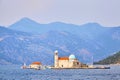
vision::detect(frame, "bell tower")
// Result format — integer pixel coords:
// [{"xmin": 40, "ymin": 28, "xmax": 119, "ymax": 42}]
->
[{"xmin": 54, "ymin": 50, "xmax": 59, "ymax": 68}]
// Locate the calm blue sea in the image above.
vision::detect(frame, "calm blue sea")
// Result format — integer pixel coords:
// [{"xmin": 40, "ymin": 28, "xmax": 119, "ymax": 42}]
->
[{"xmin": 0, "ymin": 65, "xmax": 120, "ymax": 80}]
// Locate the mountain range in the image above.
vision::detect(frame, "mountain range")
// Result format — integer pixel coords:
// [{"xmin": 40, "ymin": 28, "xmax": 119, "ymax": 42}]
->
[{"xmin": 0, "ymin": 17, "xmax": 120, "ymax": 65}]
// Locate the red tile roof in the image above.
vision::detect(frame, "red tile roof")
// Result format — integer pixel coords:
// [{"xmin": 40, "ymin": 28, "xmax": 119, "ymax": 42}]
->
[
  {"xmin": 31, "ymin": 62, "xmax": 41, "ymax": 65},
  {"xmin": 58, "ymin": 57, "xmax": 69, "ymax": 60}
]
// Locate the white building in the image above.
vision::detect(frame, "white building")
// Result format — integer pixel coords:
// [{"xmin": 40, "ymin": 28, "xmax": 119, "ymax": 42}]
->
[
  {"xmin": 54, "ymin": 50, "xmax": 88, "ymax": 68},
  {"xmin": 29, "ymin": 62, "xmax": 42, "ymax": 69}
]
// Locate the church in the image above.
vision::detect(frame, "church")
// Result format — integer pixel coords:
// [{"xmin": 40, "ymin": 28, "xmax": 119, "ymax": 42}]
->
[{"xmin": 54, "ymin": 50, "xmax": 88, "ymax": 68}]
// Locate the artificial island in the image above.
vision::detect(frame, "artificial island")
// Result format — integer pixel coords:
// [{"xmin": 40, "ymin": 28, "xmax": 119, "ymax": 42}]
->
[{"xmin": 21, "ymin": 50, "xmax": 110, "ymax": 70}]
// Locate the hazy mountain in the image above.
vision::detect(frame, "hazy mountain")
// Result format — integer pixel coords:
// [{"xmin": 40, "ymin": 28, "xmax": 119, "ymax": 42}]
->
[
  {"xmin": 9, "ymin": 18, "xmax": 120, "ymax": 41},
  {"xmin": 0, "ymin": 26, "xmax": 54, "ymax": 65},
  {"xmin": 0, "ymin": 26, "xmax": 97, "ymax": 65},
  {"xmin": 94, "ymin": 51, "xmax": 120, "ymax": 64},
  {"xmin": 0, "ymin": 18, "xmax": 120, "ymax": 65},
  {"xmin": 9, "ymin": 17, "xmax": 108, "ymax": 36},
  {"xmin": 0, "ymin": 27, "xmax": 120, "ymax": 65},
  {"xmin": 9, "ymin": 17, "xmax": 78, "ymax": 34}
]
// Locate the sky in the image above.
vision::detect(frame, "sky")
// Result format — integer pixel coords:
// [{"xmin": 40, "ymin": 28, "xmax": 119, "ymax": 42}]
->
[{"xmin": 0, "ymin": 0, "xmax": 120, "ymax": 27}]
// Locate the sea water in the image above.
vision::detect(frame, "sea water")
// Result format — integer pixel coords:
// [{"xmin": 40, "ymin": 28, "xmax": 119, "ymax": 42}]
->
[{"xmin": 0, "ymin": 65, "xmax": 120, "ymax": 80}]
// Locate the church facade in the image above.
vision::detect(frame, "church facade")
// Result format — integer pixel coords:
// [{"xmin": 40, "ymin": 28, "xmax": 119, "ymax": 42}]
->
[{"xmin": 54, "ymin": 50, "xmax": 88, "ymax": 68}]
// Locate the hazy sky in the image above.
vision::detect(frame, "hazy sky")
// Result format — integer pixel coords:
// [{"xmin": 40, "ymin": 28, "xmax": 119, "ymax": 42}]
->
[{"xmin": 0, "ymin": 0, "xmax": 120, "ymax": 27}]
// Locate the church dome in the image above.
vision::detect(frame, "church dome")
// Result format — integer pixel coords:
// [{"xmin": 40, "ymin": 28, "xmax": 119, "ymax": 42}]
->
[{"xmin": 69, "ymin": 54, "xmax": 76, "ymax": 59}]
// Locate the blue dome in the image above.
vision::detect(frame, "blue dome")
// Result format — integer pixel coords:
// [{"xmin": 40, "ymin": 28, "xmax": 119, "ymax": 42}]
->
[{"xmin": 69, "ymin": 54, "xmax": 76, "ymax": 59}]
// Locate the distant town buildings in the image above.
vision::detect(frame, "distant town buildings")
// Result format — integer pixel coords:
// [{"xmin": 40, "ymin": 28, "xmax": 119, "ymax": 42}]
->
[{"xmin": 54, "ymin": 50, "xmax": 88, "ymax": 68}]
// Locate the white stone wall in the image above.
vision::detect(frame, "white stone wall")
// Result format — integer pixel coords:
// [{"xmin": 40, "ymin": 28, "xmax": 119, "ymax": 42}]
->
[
  {"xmin": 58, "ymin": 60, "xmax": 69, "ymax": 68},
  {"xmin": 58, "ymin": 59, "xmax": 81, "ymax": 68},
  {"xmin": 30, "ymin": 64, "xmax": 41, "ymax": 69},
  {"xmin": 68, "ymin": 61, "xmax": 74, "ymax": 68}
]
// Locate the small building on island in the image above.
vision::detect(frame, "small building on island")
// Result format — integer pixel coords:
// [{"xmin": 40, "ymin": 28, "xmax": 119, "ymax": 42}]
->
[
  {"xmin": 54, "ymin": 50, "xmax": 88, "ymax": 68},
  {"xmin": 29, "ymin": 62, "xmax": 42, "ymax": 69}
]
